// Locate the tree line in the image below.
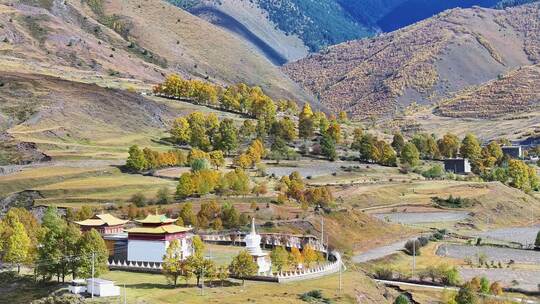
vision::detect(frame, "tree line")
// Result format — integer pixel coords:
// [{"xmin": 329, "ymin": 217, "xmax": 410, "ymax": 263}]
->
[{"xmin": 0, "ymin": 207, "xmax": 108, "ymax": 282}]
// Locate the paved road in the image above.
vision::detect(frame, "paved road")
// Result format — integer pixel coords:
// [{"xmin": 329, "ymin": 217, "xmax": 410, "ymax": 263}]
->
[
  {"xmin": 373, "ymin": 211, "xmax": 469, "ymax": 224},
  {"xmin": 352, "ymin": 239, "xmax": 410, "ymax": 263}
]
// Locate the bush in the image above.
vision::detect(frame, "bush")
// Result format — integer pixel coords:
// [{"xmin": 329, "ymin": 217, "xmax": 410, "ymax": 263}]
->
[
  {"xmin": 299, "ymin": 290, "xmax": 331, "ymax": 303},
  {"xmin": 418, "ymin": 236, "xmax": 429, "ymax": 247},
  {"xmin": 432, "ymin": 195, "xmax": 474, "ymax": 208},
  {"xmin": 404, "ymin": 239, "xmax": 421, "ymax": 256},
  {"xmin": 422, "ymin": 164, "xmax": 445, "ymax": 179},
  {"xmin": 130, "ymin": 192, "xmax": 147, "ymax": 207},
  {"xmin": 374, "ymin": 266, "xmax": 393, "ymax": 280}
]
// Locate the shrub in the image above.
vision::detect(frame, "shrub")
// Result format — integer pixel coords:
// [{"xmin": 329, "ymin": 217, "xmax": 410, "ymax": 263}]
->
[
  {"xmin": 374, "ymin": 266, "xmax": 393, "ymax": 280},
  {"xmin": 404, "ymin": 239, "xmax": 421, "ymax": 256},
  {"xmin": 418, "ymin": 236, "xmax": 429, "ymax": 247},
  {"xmin": 422, "ymin": 164, "xmax": 445, "ymax": 179}
]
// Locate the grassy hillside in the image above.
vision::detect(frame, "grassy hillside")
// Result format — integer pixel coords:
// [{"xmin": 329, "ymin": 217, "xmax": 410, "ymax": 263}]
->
[
  {"xmin": 0, "ymin": 0, "xmax": 310, "ymax": 101},
  {"xmin": 436, "ymin": 64, "xmax": 540, "ymax": 118},
  {"xmin": 284, "ymin": 4, "xmax": 539, "ymax": 121}
]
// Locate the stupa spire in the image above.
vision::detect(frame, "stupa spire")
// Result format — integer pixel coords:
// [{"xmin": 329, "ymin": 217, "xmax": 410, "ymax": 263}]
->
[{"xmin": 251, "ymin": 217, "xmax": 256, "ymax": 235}]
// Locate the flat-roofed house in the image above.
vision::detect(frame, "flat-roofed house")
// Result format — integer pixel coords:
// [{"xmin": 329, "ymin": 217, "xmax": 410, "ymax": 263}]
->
[
  {"xmin": 126, "ymin": 214, "xmax": 193, "ymax": 263},
  {"xmin": 75, "ymin": 213, "xmax": 128, "ymax": 235},
  {"xmin": 443, "ymin": 158, "xmax": 471, "ymax": 174},
  {"xmin": 502, "ymin": 146, "xmax": 523, "ymax": 159}
]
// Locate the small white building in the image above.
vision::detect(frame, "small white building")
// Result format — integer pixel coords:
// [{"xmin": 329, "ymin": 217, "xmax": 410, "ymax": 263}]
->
[
  {"xmin": 244, "ymin": 218, "xmax": 272, "ymax": 275},
  {"xmin": 86, "ymin": 278, "xmax": 120, "ymax": 297},
  {"xmin": 68, "ymin": 279, "xmax": 87, "ymax": 294}
]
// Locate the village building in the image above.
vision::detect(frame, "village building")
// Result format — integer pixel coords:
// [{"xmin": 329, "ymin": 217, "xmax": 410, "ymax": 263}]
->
[
  {"xmin": 74, "ymin": 213, "xmax": 128, "ymax": 235},
  {"xmin": 443, "ymin": 158, "xmax": 471, "ymax": 174},
  {"xmin": 502, "ymin": 145, "xmax": 523, "ymax": 159},
  {"xmin": 244, "ymin": 218, "xmax": 271, "ymax": 275},
  {"xmin": 126, "ymin": 214, "xmax": 193, "ymax": 263}
]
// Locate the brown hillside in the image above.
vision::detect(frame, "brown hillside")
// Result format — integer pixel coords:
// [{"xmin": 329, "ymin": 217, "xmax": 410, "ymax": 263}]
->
[
  {"xmin": 0, "ymin": 0, "xmax": 310, "ymax": 101},
  {"xmin": 436, "ymin": 64, "xmax": 540, "ymax": 118},
  {"xmin": 283, "ymin": 4, "xmax": 540, "ymax": 119}
]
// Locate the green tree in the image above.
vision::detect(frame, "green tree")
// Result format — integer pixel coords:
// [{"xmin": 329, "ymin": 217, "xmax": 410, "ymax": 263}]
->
[
  {"xmin": 215, "ymin": 118, "xmax": 238, "ymax": 155},
  {"xmin": 130, "ymin": 192, "xmax": 147, "ymax": 207},
  {"xmin": 190, "ymin": 158, "xmax": 210, "ymax": 172},
  {"xmin": 229, "ymin": 250, "xmax": 258, "ymax": 285},
  {"xmin": 270, "ymin": 246, "xmax": 289, "ymax": 271},
  {"xmin": 479, "ymin": 277, "xmax": 490, "ymax": 294},
  {"xmin": 4, "ymin": 219, "xmax": 31, "ymax": 273},
  {"xmin": 126, "ymin": 145, "xmax": 147, "ymax": 172},
  {"xmin": 320, "ymin": 132, "xmax": 337, "ymax": 161},
  {"xmin": 77, "ymin": 229, "xmax": 108, "ymax": 278},
  {"xmin": 401, "ymin": 143, "xmax": 420, "ymax": 167},
  {"xmin": 156, "ymin": 187, "xmax": 171, "ymax": 205},
  {"xmin": 535, "ymin": 230, "xmax": 540, "ymax": 249},
  {"xmin": 379, "ymin": 141, "xmax": 397, "ymax": 166},
  {"xmin": 460, "ymin": 134, "xmax": 482, "ymax": 161},
  {"xmin": 37, "ymin": 206, "xmax": 66, "ymax": 281},
  {"xmin": 394, "ymin": 294, "xmax": 410, "ymax": 304},
  {"xmin": 357, "ymin": 134, "xmax": 377, "ymax": 162},
  {"xmin": 392, "ymin": 133, "xmax": 405, "ymax": 155},
  {"xmin": 179, "ymin": 202, "xmax": 198, "ymax": 227}
]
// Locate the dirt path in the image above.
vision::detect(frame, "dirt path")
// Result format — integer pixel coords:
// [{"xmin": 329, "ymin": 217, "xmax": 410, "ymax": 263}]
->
[{"xmin": 352, "ymin": 239, "xmax": 411, "ymax": 263}]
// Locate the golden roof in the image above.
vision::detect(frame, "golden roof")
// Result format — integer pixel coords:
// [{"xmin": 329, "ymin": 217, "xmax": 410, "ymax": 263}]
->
[
  {"xmin": 126, "ymin": 224, "xmax": 191, "ymax": 234},
  {"xmin": 75, "ymin": 213, "xmax": 128, "ymax": 227},
  {"xmin": 135, "ymin": 214, "xmax": 177, "ymax": 224}
]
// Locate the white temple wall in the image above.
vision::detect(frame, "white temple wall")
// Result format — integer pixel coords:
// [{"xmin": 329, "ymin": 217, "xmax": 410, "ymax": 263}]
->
[{"xmin": 128, "ymin": 240, "xmax": 168, "ymax": 263}]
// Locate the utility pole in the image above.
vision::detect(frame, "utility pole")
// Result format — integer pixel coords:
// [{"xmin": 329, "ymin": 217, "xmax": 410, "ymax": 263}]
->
[
  {"xmin": 338, "ymin": 261, "xmax": 342, "ymax": 294},
  {"xmin": 412, "ymin": 241, "xmax": 416, "ymax": 279},
  {"xmin": 91, "ymin": 251, "xmax": 95, "ymax": 299},
  {"xmin": 124, "ymin": 283, "xmax": 127, "ymax": 304}
]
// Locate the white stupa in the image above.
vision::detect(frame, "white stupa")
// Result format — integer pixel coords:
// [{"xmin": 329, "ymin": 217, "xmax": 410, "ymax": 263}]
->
[{"xmin": 244, "ymin": 218, "xmax": 271, "ymax": 275}]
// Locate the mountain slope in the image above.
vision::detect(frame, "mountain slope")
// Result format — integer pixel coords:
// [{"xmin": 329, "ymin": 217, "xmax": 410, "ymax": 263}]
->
[
  {"xmin": 0, "ymin": 0, "xmax": 310, "ymax": 101},
  {"xmin": 436, "ymin": 64, "xmax": 540, "ymax": 118},
  {"xmin": 283, "ymin": 4, "xmax": 540, "ymax": 119}
]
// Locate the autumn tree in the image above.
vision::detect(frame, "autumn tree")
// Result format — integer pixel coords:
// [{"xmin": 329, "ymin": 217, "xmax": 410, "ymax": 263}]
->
[
  {"xmin": 209, "ymin": 150, "xmax": 225, "ymax": 169},
  {"xmin": 302, "ymin": 245, "xmax": 318, "ymax": 267},
  {"xmin": 229, "ymin": 250, "xmax": 258, "ymax": 285},
  {"xmin": 156, "ymin": 187, "xmax": 171, "ymax": 205},
  {"xmin": 460, "ymin": 134, "xmax": 482, "ymax": 161},
  {"xmin": 177, "ymin": 173, "xmax": 195, "ymax": 198},
  {"xmin": 4, "ymin": 218, "xmax": 31, "ymax": 273},
  {"xmin": 326, "ymin": 119, "xmax": 341, "ymax": 143},
  {"xmin": 162, "ymin": 239, "xmax": 187, "ymax": 287},
  {"xmin": 179, "ymin": 202, "xmax": 198, "ymax": 227},
  {"xmin": 298, "ymin": 103, "xmax": 315, "ymax": 140},
  {"xmin": 438, "ymin": 133, "xmax": 460, "ymax": 158},
  {"xmin": 287, "ymin": 247, "xmax": 302, "ymax": 268}
]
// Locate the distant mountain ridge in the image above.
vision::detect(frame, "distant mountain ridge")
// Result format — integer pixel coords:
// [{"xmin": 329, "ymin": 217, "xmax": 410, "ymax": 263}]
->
[
  {"xmin": 283, "ymin": 3, "xmax": 540, "ymax": 119},
  {"xmin": 170, "ymin": 0, "xmax": 528, "ymax": 64}
]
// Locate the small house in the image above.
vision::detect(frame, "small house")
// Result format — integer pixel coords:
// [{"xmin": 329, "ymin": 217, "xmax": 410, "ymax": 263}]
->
[
  {"xmin": 86, "ymin": 278, "xmax": 120, "ymax": 297},
  {"xmin": 501, "ymin": 146, "xmax": 523, "ymax": 159},
  {"xmin": 444, "ymin": 158, "xmax": 471, "ymax": 174}
]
